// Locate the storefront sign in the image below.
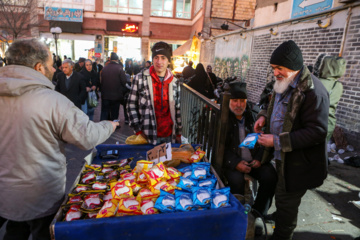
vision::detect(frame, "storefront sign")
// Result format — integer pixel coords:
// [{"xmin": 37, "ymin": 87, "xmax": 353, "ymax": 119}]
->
[
  {"xmin": 104, "ymin": 37, "xmax": 109, "ymax": 51},
  {"xmin": 95, "ymin": 53, "xmax": 101, "ymax": 58},
  {"xmin": 44, "ymin": 7, "xmax": 83, "ymax": 22},
  {"xmin": 121, "ymin": 23, "xmax": 139, "ymax": 33},
  {"xmin": 106, "ymin": 20, "xmax": 139, "ymax": 33},
  {"xmin": 113, "ymin": 41, "xmax": 117, "ymax": 53},
  {"xmin": 291, "ymin": 0, "xmax": 333, "ymax": 19}
]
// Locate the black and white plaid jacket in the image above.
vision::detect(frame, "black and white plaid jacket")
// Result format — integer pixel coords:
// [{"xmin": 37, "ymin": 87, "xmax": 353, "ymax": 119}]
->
[{"xmin": 127, "ymin": 68, "xmax": 182, "ymax": 145}]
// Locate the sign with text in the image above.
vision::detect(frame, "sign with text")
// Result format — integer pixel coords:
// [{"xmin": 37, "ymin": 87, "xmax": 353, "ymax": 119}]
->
[
  {"xmin": 44, "ymin": 7, "xmax": 83, "ymax": 22},
  {"xmin": 146, "ymin": 143, "xmax": 172, "ymax": 164},
  {"xmin": 291, "ymin": 0, "xmax": 333, "ymax": 19}
]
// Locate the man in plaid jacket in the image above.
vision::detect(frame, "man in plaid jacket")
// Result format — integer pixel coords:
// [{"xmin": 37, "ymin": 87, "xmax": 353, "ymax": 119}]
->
[{"xmin": 127, "ymin": 41, "xmax": 182, "ymax": 145}]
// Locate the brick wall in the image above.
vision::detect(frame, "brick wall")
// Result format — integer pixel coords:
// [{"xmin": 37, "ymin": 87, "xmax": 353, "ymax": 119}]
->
[{"xmin": 211, "ymin": 0, "xmax": 255, "ymax": 20}]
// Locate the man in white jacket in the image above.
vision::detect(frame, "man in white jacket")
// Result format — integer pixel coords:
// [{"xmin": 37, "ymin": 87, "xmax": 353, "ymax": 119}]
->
[{"xmin": 0, "ymin": 39, "xmax": 119, "ymax": 240}]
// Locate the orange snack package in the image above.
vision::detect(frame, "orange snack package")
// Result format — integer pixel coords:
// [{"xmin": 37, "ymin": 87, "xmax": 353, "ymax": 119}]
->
[
  {"xmin": 96, "ymin": 199, "xmax": 119, "ymax": 218},
  {"xmin": 171, "ymin": 144, "xmax": 195, "ymax": 163},
  {"xmin": 110, "ymin": 180, "xmax": 133, "ymax": 200}
]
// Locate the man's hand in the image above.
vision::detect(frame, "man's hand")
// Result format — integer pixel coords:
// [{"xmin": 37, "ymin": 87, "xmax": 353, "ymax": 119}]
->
[
  {"xmin": 248, "ymin": 160, "xmax": 261, "ymax": 169},
  {"xmin": 235, "ymin": 161, "xmax": 251, "ymax": 173},
  {"xmin": 254, "ymin": 116, "xmax": 266, "ymax": 133},
  {"xmin": 258, "ymin": 134, "xmax": 274, "ymax": 147},
  {"xmin": 110, "ymin": 121, "xmax": 120, "ymax": 131}
]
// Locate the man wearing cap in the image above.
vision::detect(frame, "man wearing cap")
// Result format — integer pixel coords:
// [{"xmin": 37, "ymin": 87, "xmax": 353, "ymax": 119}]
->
[
  {"xmin": 127, "ymin": 41, "xmax": 182, "ymax": 144},
  {"xmin": 74, "ymin": 57, "xmax": 86, "ymax": 72},
  {"xmin": 255, "ymin": 40, "xmax": 329, "ymax": 240},
  {"xmin": 100, "ymin": 52, "xmax": 127, "ymax": 121},
  {"xmin": 223, "ymin": 81, "xmax": 277, "ymax": 218}
]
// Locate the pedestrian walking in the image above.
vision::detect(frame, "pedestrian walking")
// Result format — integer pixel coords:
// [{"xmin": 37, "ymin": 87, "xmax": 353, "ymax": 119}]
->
[{"xmin": 80, "ymin": 59, "xmax": 99, "ymax": 120}]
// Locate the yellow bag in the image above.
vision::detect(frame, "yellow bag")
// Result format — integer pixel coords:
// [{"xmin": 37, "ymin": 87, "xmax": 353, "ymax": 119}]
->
[{"xmin": 125, "ymin": 135, "xmax": 148, "ymax": 145}]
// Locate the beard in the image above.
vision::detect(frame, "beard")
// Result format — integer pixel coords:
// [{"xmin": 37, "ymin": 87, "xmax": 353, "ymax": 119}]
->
[
  {"xmin": 44, "ymin": 66, "xmax": 54, "ymax": 81},
  {"xmin": 230, "ymin": 106, "xmax": 245, "ymax": 117},
  {"xmin": 273, "ymin": 71, "xmax": 297, "ymax": 94}
]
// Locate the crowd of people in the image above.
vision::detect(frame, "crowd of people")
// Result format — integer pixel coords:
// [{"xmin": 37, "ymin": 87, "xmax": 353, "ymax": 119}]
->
[{"xmin": 0, "ymin": 37, "xmax": 346, "ymax": 240}]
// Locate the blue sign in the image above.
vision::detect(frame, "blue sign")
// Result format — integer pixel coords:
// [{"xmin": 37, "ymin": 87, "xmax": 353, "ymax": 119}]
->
[
  {"xmin": 291, "ymin": 0, "xmax": 333, "ymax": 19},
  {"xmin": 44, "ymin": 7, "xmax": 83, "ymax": 22}
]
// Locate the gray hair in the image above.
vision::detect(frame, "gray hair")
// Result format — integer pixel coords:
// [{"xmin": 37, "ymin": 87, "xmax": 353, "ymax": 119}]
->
[
  {"xmin": 85, "ymin": 59, "xmax": 92, "ymax": 64},
  {"xmin": 62, "ymin": 59, "xmax": 74, "ymax": 67},
  {"xmin": 5, "ymin": 39, "xmax": 49, "ymax": 68}
]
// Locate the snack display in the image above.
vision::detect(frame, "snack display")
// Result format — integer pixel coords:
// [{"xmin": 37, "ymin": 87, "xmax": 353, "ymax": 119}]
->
[
  {"xmin": 239, "ymin": 133, "xmax": 260, "ymax": 149},
  {"xmin": 61, "ymin": 148, "xmax": 231, "ymax": 223}
]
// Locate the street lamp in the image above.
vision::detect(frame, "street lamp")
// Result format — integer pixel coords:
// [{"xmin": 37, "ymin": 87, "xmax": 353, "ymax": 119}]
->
[{"xmin": 50, "ymin": 27, "xmax": 62, "ymax": 58}]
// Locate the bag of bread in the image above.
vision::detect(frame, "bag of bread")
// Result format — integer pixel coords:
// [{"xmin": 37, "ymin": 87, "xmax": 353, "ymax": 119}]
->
[
  {"xmin": 171, "ymin": 144, "xmax": 195, "ymax": 163},
  {"xmin": 125, "ymin": 135, "xmax": 148, "ymax": 145}
]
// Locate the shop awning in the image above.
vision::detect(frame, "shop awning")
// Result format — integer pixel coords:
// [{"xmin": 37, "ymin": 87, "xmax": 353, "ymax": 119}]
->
[{"xmin": 173, "ymin": 39, "xmax": 192, "ymax": 56}]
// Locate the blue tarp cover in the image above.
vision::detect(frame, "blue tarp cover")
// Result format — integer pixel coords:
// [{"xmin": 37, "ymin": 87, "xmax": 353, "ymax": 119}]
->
[{"xmin": 54, "ymin": 144, "xmax": 248, "ymax": 240}]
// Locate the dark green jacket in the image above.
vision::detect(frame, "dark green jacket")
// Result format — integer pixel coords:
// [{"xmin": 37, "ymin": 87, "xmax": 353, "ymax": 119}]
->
[
  {"xmin": 261, "ymin": 66, "xmax": 329, "ymax": 192},
  {"xmin": 315, "ymin": 56, "xmax": 346, "ymax": 141}
]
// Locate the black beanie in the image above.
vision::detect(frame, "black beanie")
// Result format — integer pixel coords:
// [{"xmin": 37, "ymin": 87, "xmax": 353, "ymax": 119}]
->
[
  {"xmin": 270, "ymin": 40, "xmax": 303, "ymax": 71},
  {"xmin": 151, "ymin": 41, "xmax": 172, "ymax": 62},
  {"xmin": 110, "ymin": 52, "xmax": 119, "ymax": 61},
  {"xmin": 229, "ymin": 82, "xmax": 247, "ymax": 99}
]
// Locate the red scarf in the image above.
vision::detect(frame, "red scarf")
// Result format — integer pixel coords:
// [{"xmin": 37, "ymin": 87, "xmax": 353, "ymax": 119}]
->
[{"xmin": 150, "ymin": 66, "xmax": 174, "ymax": 138}]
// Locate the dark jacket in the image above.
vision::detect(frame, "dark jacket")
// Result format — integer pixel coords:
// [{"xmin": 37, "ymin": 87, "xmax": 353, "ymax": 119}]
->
[
  {"xmin": 55, "ymin": 71, "xmax": 86, "ymax": 109},
  {"xmin": 223, "ymin": 104, "xmax": 263, "ymax": 170},
  {"xmin": 100, "ymin": 61, "xmax": 127, "ymax": 101},
  {"xmin": 187, "ymin": 63, "xmax": 215, "ymax": 99},
  {"xmin": 80, "ymin": 68, "xmax": 98, "ymax": 89},
  {"xmin": 182, "ymin": 65, "xmax": 195, "ymax": 79},
  {"xmin": 261, "ymin": 66, "xmax": 329, "ymax": 192},
  {"xmin": 313, "ymin": 55, "xmax": 345, "ymax": 141}
]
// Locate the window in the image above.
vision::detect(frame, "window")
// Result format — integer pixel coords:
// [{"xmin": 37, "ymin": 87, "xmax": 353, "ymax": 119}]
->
[
  {"xmin": 194, "ymin": 0, "xmax": 202, "ymax": 15},
  {"xmin": 176, "ymin": 0, "xmax": 191, "ymax": 18},
  {"xmin": 103, "ymin": 0, "xmax": 143, "ymax": 15},
  {"xmin": 39, "ymin": 0, "xmax": 95, "ymax": 11},
  {"xmin": 151, "ymin": 0, "xmax": 173, "ymax": 17}
]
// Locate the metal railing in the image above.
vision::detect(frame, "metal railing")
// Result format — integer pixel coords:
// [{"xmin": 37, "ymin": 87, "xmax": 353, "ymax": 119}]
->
[{"xmin": 180, "ymin": 83, "xmax": 231, "ymax": 176}]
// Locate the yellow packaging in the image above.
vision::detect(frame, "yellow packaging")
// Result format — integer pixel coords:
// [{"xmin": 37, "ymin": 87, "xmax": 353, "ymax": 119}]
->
[
  {"xmin": 143, "ymin": 162, "xmax": 170, "ymax": 186},
  {"xmin": 167, "ymin": 167, "xmax": 182, "ymax": 179},
  {"xmin": 133, "ymin": 160, "xmax": 154, "ymax": 173},
  {"xmin": 110, "ymin": 180, "xmax": 133, "ymax": 200},
  {"xmin": 150, "ymin": 181, "xmax": 175, "ymax": 195},
  {"xmin": 189, "ymin": 149, "xmax": 206, "ymax": 163},
  {"xmin": 136, "ymin": 188, "xmax": 159, "ymax": 202},
  {"xmin": 117, "ymin": 197, "xmax": 140, "ymax": 215},
  {"xmin": 96, "ymin": 199, "xmax": 119, "ymax": 218}
]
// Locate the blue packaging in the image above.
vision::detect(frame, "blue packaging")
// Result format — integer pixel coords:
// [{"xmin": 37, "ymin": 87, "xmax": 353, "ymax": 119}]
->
[
  {"xmin": 190, "ymin": 162, "xmax": 211, "ymax": 180},
  {"xmin": 211, "ymin": 187, "xmax": 231, "ymax": 209},
  {"xmin": 154, "ymin": 190, "xmax": 175, "ymax": 213},
  {"xmin": 177, "ymin": 176, "xmax": 197, "ymax": 191},
  {"xmin": 175, "ymin": 190, "xmax": 194, "ymax": 212},
  {"xmin": 192, "ymin": 187, "xmax": 212, "ymax": 208},
  {"xmin": 198, "ymin": 177, "xmax": 217, "ymax": 189},
  {"xmin": 178, "ymin": 166, "xmax": 192, "ymax": 178},
  {"xmin": 239, "ymin": 133, "xmax": 260, "ymax": 149}
]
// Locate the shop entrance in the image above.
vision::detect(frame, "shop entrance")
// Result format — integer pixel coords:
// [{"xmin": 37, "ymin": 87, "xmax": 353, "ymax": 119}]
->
[{"xmin": 106, "ymin": 36, "xmax": 141, "ymax": 62}]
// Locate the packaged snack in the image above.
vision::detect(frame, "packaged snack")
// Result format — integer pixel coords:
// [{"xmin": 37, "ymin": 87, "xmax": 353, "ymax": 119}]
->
[
  {"xmin": 101, "ymin": 167, "xmax": 114, "ymax": 174},
  {"xmin": 117, "ymin": 197, "xmax": 141, "ymax": 215},
  {"xmin": 133, "ymin": 160, "xmax": 154, "ymax": 173},
  {"xmin": 87, "ymin": 211, "xmax": 98, "ymax": 219},
  {"xmin": 154, "ymin": 190, "xmax": 176, "ymax": 213},
  {"xmin": 177, "ymin": 177, "xmax": 197, "ymax": 191},
  {"xmin": 175, "ymin": 190, "xmax": 194, "ymax": 212},
  {"xmin": 198, "ymin": 177, "xmax": 217, "ymax": 189},
  {"xmin": 118, "ymin": 158, "xmax": 132, "ymax": 168},
  {"xmin": 167, "ymin": 179, "xmax": 181, "ymax": 189},
  {"xmin": 211, "ymin": 187, "xmax": 231, "ymax": 209},
  {"xmin": 92, "ymin": 181, "xmax": 108, "ymax": 190},
  {"xmin": 119, "ymin": 169, "xmax": 129, "ymax": 175},
  {"xmin": 67, "ymin": 195, "xmax": 83, "ymax": 204},
  {"xmin": 189, "ymin": 149, "xmax": 206, "ymax": 163},
  {"xmin": 192, "ymin": 187, "xmax": 212, "ymax": 208},
  {"xmin": 85, "ymin": 164, "xmax": 102, "ymax": 171},
  {"xmin": 105, "ymin": 170, "xmax": 118, "ymax": 180},
  {"xmin": 65, "ymin": 209, "xmax": 82, "ymax": 221},
  {"xmin": 73, "ymin": 185, "xmax": 90, "ymax": 194},
  {"xmin": 190, "ymin": 162, "xmax": 210, "ymax": 180},
  {"xmin": 110, "ymin": 180, "xmax": 133, "ymax": 199},
  {"xmin": 171, "ymin": 144, "xmax": 195, "ymax": 163},
  {"xmin": 96, "ymin": 199, "xmax": 119, "ymax": 218},
  {"xmin": 120, "ymin": 172, "xmax": 137, "ymax": 183},
  {"xmin": 167, "ymin": 167, "xmax": 182, "ymax": 180},
  {"xmin": 136, "ymin": 188, "xmax": 159, "ymax": 202},
  {"xmin": 130, "ymin": 181, "xmax": 142, "ymax": 195},
  {"xmin": 136, "ymin": 171, "xmax": 148, "ymax": 185},
  {"xmin": 143, "ymin": 162, "xmax": 169, "ymax": 186},
  {"xmin": 239, "ymin": 133, "xmax": 260, "ymax": 149},
  {"xmin": 103, "ymin": 191, "xmax": 113, "ymax": 201},
  {"xmin": 125, "ymin": 134, "xmax": 148, "ymax": 145},
  {"xmin": 82, "ymin": 193, "xmax": 103, "ymax": 210},
  {"xmin": 81, "ymin": 171, "xmax": 96, "ymax": 184},
  {"xmin": 178, "ymin": 166, "xmax": 192, "ymax": 178},
  {"xmin": 96, "ymin": 174, "xmax": 105, "ymax": 181},
  {"xmin": 140, "ymin": 199, "xmax": 158, "ymax": 215},
  {"xmin": 150, "ymin": 181, "xmax": 175, "ymax": 195}
]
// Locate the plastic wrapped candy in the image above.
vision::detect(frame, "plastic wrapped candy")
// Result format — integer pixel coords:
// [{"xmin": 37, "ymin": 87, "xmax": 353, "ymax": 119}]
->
[
  {"xmin": 175, "ymin": 190, "xmax": 194, "ymax": 212},
  {"xmin": 211, "ymin": 187, "xmax": 231, "ymax": 209},
  {"xmin": 192, "ymin": 187, "xmax": 212, "ymax": 208},
  {"xmin": 81, "ymin": 171, "xmax": 96, "ymax": 184},
  {"xmin": 96, "ymin": 199, "xmax": 119, "ymax": 218},
  {"xmin": 92, "ymin": 181, "xmax": 108, "ymax": 191},
  {"xmin": 155, "ymin": 190, "xmax": 176, "ymax": 213},
  {"xmin": 239, "ymin": 133, "xmax": 260, "ymax": 149},
  {"xmin": 177, "ymin": 177, "xmax": 197, "ymax": 191},
  {"xmin": 81, "ymin": 193, "xmax": 103, "ymax": 210},
  {"xmin": 67, "ymin": 195, "xmax": 83, "ymax": 204},
  {"xmin": 103, "ymin": 191, "xmax": 113, "ymax": 201},
  {"xmin": 65, "ymin": 205, "xmax": 82, "ymax": 222},
  {"xmin": 190, "ymin": 162, "xmax": 211, "ymax": 180}
]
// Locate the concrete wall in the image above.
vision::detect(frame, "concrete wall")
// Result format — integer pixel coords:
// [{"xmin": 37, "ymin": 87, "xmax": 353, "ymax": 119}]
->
[{"xmin": 210, "ymin": 6, "xmax": 360, "ymax": 147}]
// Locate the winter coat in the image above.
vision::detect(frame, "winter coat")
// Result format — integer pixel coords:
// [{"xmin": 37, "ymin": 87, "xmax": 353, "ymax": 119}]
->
[
  {"xmin": 313, "ymin": 55, "xmax": 346, "ymax": 141},
  {"xmin": 0, "ymin": 65, "xmax": 113, "ymax": 221},
  {"xmin": 55, "ymin": 71, "xmax": 87, "ymax": 108},
  {"xmin": 80, "ymin": 68, "xmax": 99, "ymax": 89},
  {"xmin": 100, "ymin": 61, "xmax": 127, "ymax": 101},
  {"xmin": 261, "ymin": 66, "xmax": 329, "ymax": 192},
  {"xmin": 223, "ymin": 104, "xmax": 264, "ymax": 170},
  {"xmin": 187, "ymin": 63, "xmax": 216, "ymax": 99},
  {"xmin": 127, "ymin": 68, "xmax": 182, "ymax": 145}
]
